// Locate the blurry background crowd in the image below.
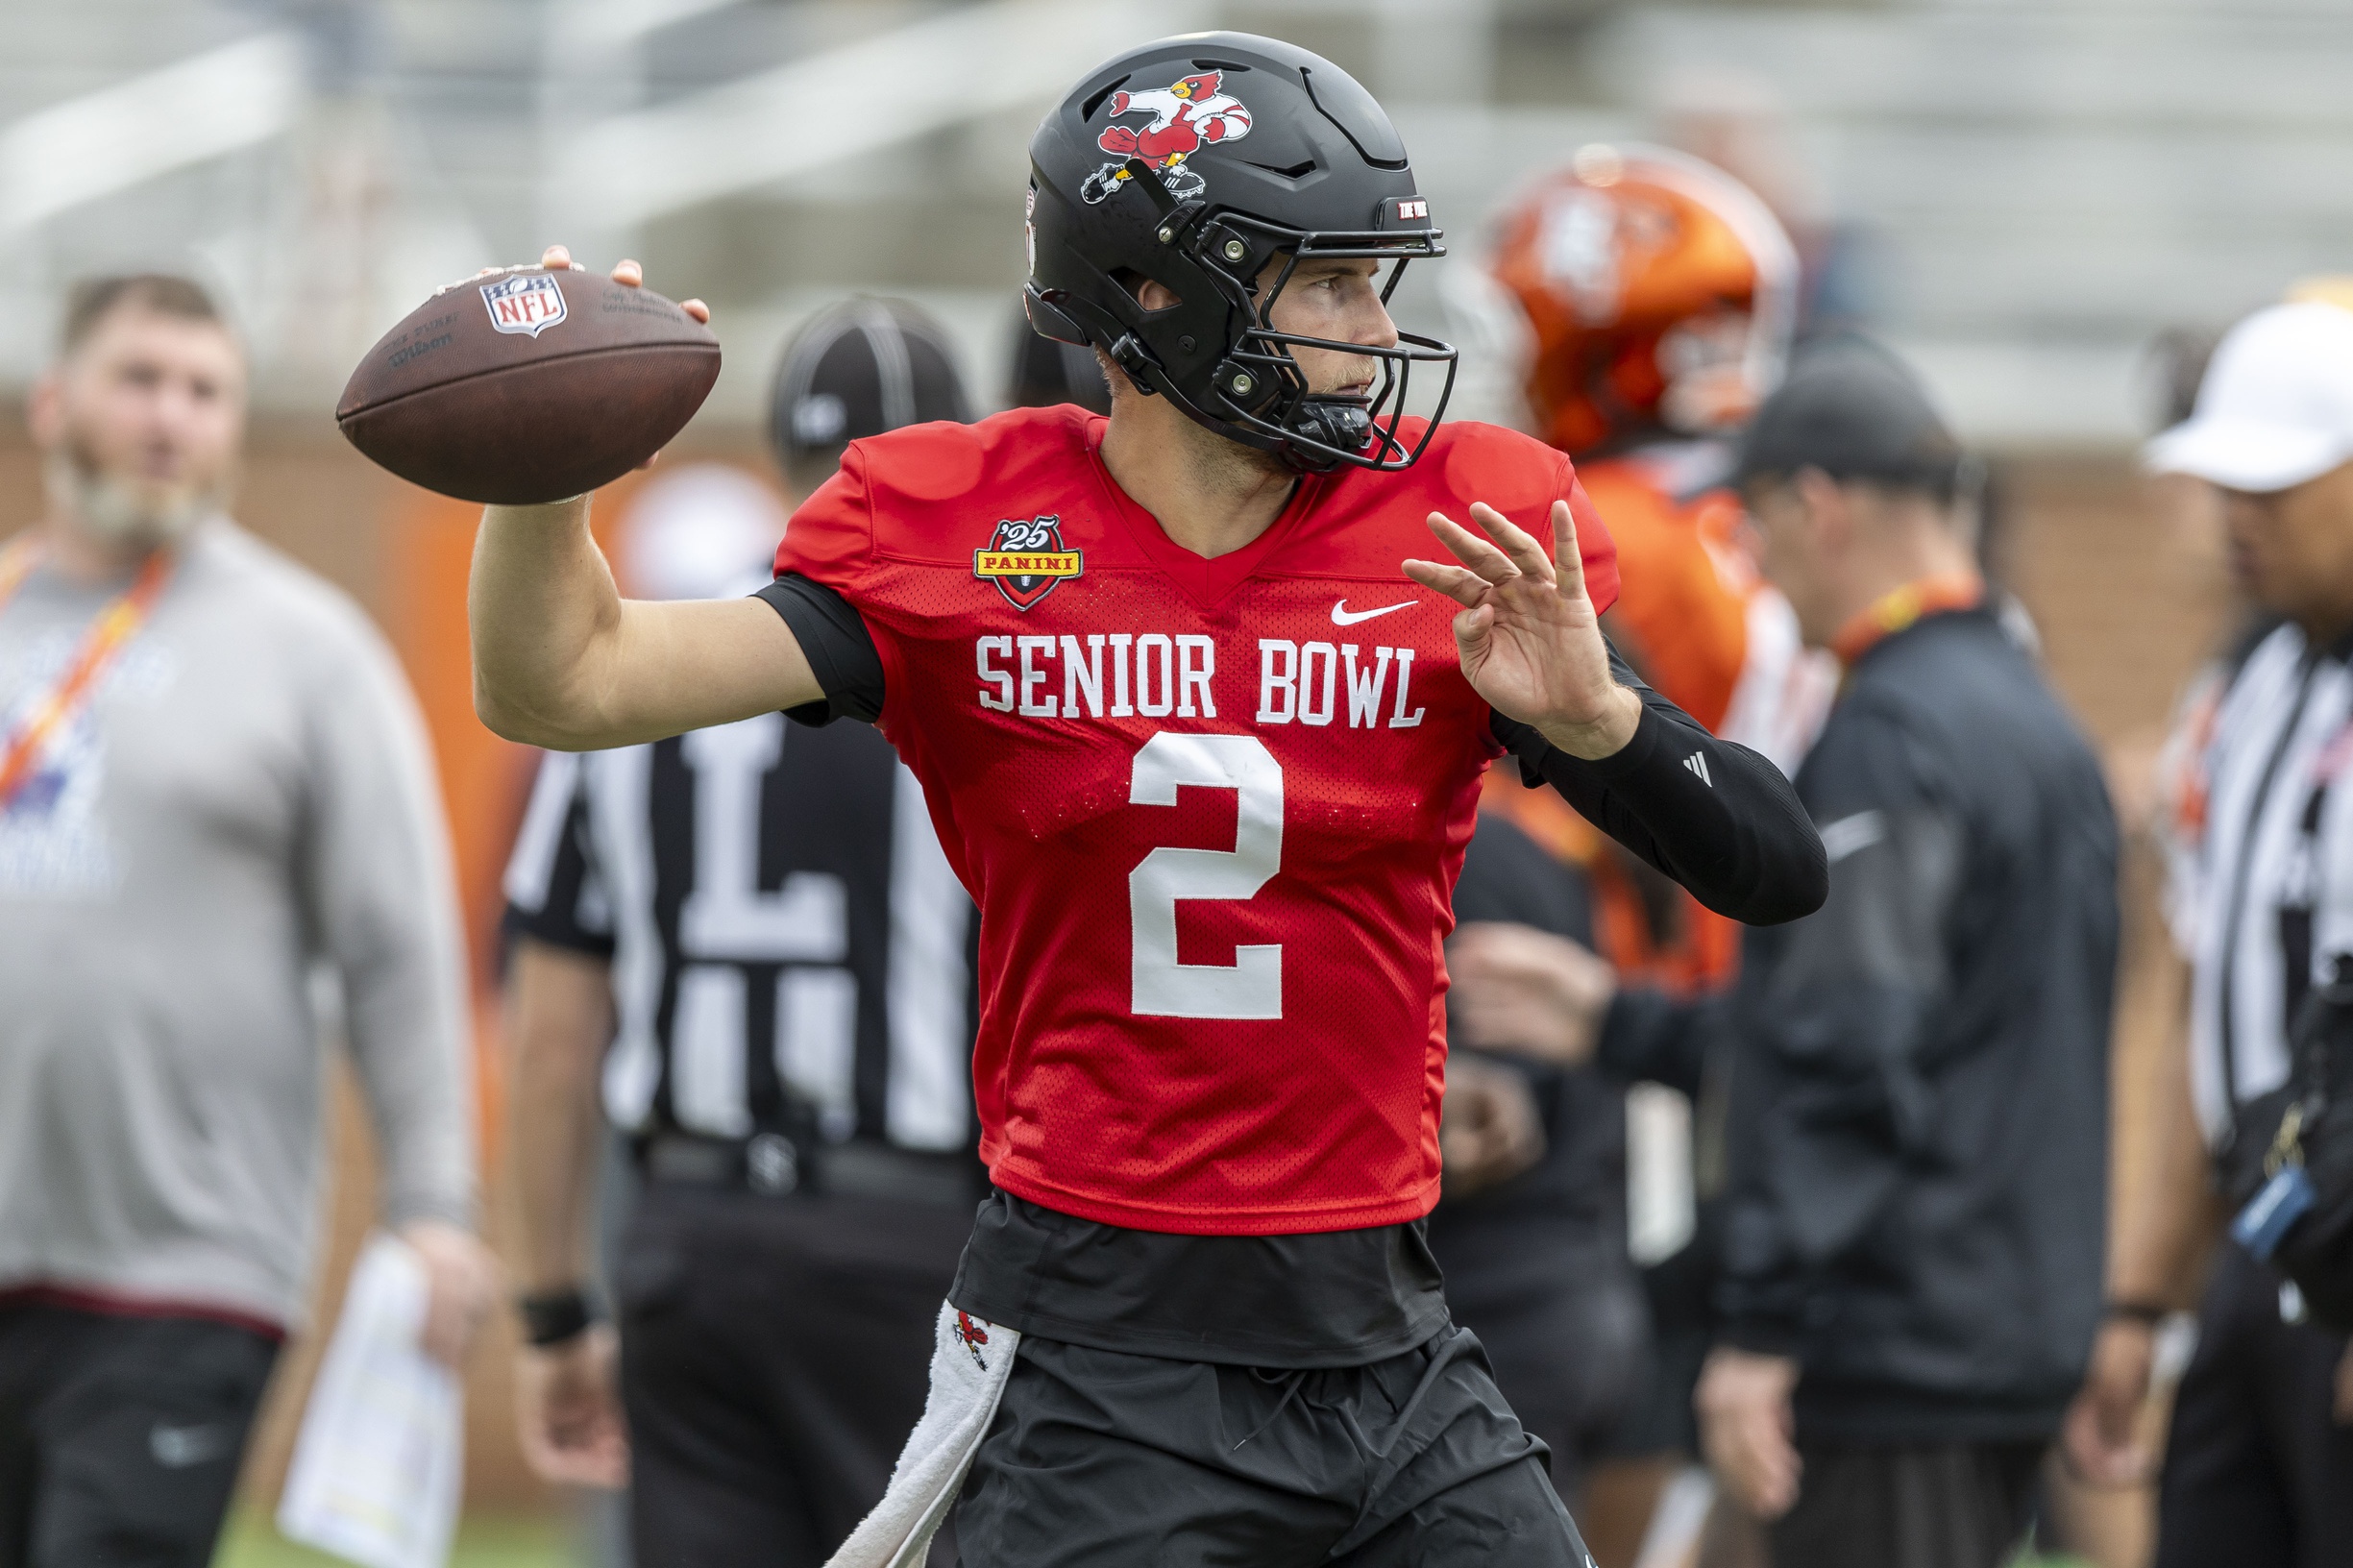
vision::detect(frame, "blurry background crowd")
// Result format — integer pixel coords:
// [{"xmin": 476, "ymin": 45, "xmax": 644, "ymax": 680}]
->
[{"xmin": 1, "ymin": 0, "xmax": 2346, "ymax": 1565}]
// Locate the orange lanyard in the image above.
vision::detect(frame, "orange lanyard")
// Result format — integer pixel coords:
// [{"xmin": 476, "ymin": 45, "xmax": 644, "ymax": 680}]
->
[
  {"xmin": 0, "ymin": 537, "xmax": 175, "ymax": 812},
  {"xmin": 1829, "ymin": 572, "xmax": 1985, "ymax": 667}
]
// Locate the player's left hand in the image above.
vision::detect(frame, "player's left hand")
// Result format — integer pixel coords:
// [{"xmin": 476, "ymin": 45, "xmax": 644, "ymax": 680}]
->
[
  {"xmin": 1698, "ymin": 1347, "xmax": 1803, "ymax": 1519},
  {"xmin": 1404, "ymin": 501, "xmax": 1641, "ymax": 760},
  {"xmin": 399, "ymin": 1218, "xmax": 501, "ymax": 1369}
]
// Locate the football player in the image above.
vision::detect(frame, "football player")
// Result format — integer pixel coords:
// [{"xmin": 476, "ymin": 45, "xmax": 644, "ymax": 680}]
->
[
  {"xmin": 466, "ymin": 34, "xmax": 1826, "ymax": 1567},
  {"xmin": 1470, "ymin": 140, "xmax": 1836, "ymax": 994}
]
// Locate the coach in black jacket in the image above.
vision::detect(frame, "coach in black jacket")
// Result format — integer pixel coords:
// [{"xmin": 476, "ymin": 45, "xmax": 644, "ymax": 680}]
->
[{"xmin": 1674, "ymin": 349, "xmax": 2120, "ymax": 1568}]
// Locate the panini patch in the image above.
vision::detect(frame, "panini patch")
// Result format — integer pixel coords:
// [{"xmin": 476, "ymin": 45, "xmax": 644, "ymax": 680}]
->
[{"xmin": 974, "ymin": 515, "xmax": 1082, "ymax": 610}]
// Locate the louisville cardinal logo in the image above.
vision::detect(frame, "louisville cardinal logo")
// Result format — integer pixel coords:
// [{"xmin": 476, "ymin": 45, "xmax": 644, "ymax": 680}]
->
[
  {"xmin": 1080, "ymin": 70, "xmax": 1252, "ymax": 205},
  {"xmin": 953, "ymin": 1311, "xmax": 992, "ymax": 1371},
  {"xmin": 973, "ymin": 515, "xmax": 1082, "ymax": 610}
]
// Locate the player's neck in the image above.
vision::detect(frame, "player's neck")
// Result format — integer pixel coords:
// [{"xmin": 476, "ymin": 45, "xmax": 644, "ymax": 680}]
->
[{"xmin": 1098, "ymin": 395, "xmax": 1296, "ymax": 561}]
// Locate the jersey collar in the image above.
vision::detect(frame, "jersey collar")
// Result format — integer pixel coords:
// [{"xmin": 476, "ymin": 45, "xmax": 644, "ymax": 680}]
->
[{"xmin": 1085, "ymin": 425, "xmax": 1330, "ymax": 610}]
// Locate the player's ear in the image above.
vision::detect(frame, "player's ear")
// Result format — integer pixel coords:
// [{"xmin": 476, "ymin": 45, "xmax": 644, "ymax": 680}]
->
[{"xmin": 1792, "ymin": 466, "xmax": 1850, "ymax": 551}]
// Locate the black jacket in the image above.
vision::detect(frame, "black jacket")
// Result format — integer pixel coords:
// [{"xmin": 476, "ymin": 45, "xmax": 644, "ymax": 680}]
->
[
  {"xmin": 1430, "ymin": 812, "xmax": 1631, "ymax": 1303},
  {"xmin": 1608, "ymin": 608, "xmax": 2118, "ymax": 1443}
]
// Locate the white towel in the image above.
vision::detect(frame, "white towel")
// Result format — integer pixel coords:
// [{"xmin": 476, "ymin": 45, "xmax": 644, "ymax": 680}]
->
[{"xmin": 824, "ymin": 1304, "xmax": 1020, "ymax": 1568}]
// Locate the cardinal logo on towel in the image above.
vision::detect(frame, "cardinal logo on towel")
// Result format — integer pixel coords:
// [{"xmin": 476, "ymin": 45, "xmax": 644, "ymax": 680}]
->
[{"xmin": 953, "ymin": 1311, "xmax": 992, "ymax": 1371}]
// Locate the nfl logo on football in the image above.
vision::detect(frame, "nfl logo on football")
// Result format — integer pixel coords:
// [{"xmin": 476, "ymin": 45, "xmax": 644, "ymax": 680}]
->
[{"xmin": 480, "ymin": 273, "xmax": 568, "ymax": 338}]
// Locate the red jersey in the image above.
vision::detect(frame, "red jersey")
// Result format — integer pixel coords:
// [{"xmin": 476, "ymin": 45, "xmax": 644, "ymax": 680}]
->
[{"xmin": 774, "ymin": 405, "xmax": 1617, "ymax": 1234}]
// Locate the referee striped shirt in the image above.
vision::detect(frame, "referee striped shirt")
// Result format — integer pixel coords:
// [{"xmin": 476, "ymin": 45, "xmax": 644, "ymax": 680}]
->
[{"xmin": 502, "ymin": 714, "xmax": 976, "ymax": 1152}]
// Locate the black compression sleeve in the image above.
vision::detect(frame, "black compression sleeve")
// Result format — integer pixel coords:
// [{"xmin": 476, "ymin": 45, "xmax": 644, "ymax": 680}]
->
[
  {"xmin": 753, "ymin": 575, "xmax": 886, "ymax": 726},
  {"xmin": 1489, "ymin": 651, "xmax": 1826, "ymax": 925}
]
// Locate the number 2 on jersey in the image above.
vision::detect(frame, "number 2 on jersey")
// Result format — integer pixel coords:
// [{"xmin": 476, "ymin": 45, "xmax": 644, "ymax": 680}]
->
[{"xmin": 1128, "ymin": 732, "xmax": 1284, "ymax": 1019}]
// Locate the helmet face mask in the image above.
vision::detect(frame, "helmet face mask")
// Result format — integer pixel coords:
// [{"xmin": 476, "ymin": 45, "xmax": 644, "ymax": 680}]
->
[{"xmin": 1025, "ymin": 35, "xmax": 1458, "ymax": 475}]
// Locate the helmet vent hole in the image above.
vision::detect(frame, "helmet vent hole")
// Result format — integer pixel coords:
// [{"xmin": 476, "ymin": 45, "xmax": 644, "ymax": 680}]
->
[
  {"xmin": 1080, "ymin": 76, "xmax": 1130, "ymax": 121},
  {"xmin": 1243, "ymin": 159, "xmax": 1317, "ymax": 182},
  {"xmin": 1189, "ymin": 59, "xmax": 1253, "ymax": 72}
]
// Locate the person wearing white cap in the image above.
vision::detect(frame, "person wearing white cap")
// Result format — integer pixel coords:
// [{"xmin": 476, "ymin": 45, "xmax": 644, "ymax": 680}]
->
[
  {"xmin": 2145, "ymin": 302, "xmax": 2353, "ymax": 497},
  {"xmin": 2065, "ymin": 299, "xmax": 2353, "ymax": 1567}
]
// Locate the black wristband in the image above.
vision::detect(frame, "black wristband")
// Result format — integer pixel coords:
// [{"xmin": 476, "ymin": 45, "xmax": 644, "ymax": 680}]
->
[
  {"xmin": 2103, "ymin": 1299, "xmax": 2169, "ymax": 1327},
  {"xmin": 517, "ymin": 1286, "xmax": 596, "ymax": 1347}
]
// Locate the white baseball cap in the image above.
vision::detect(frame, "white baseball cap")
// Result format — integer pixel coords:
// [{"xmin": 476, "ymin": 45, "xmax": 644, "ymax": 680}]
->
[{"xmin": 2146, "ymin": 301, "xmax": 2353, "ymax": 492}]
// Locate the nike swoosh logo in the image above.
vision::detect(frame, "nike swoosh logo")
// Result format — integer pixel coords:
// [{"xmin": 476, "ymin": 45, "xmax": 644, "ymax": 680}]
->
[{"xmin": 1332, "ymin": 599, "xmax": 1415, "ymax": 626}]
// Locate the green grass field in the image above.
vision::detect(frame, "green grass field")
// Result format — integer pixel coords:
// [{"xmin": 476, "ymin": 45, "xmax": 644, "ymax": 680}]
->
[{"xmin": 214, "ymin": 1511, "xmax": 572, "ymax": 1568}]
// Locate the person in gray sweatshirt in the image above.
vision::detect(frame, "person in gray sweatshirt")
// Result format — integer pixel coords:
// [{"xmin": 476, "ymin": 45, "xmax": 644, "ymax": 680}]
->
[{"xmin": 0, "ymin": 274, "xmax": 495, "ymax": 1568}]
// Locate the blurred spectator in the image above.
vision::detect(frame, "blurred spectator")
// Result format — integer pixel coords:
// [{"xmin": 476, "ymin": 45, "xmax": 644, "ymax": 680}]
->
[
  {"xmin": 1449, "ymin": 142, "xmax": 1837, "ymax": 1564},
  {"xmin": 768, "ymin": 298, "xmax": 971, "ymax": 476},
  {"xmin": 1685, "ymin": 348, "xmax": 2118, "ymax": 1568},
  {"xmin": 2066, "ymin": 300, "xmax": 2353, "ymax": 1568},
  {"xmin": 0, "ymin": 276, "xmax": 492, "ymax": 1564},
  {"xmin": 1005, "ymin": 303, "xmax": 1113, "ymax": 416},
  {"xmin": 502, "ymin": 298, "xmax": 978, "ymax": 1567}
]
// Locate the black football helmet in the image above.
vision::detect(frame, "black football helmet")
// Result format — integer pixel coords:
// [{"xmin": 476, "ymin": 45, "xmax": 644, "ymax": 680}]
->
[{"xmin": 1024, "ymin": 32, "xmax": 1457, "ymax": 474}]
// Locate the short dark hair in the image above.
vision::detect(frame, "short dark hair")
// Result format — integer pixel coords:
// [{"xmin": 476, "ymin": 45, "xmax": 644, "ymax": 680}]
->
[
  {"xmin": 60, "ymin": 274, "xmax": 228, "ymax": 358},
  {"xmin": 1735, "ymin": 340, "xmax": 1965, "ymax": 504}
]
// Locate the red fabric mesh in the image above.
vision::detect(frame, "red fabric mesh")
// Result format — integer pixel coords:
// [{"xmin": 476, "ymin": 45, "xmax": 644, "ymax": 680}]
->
[{"xmin": 774, "ymin": 406, "xmax": 1617, "ymax": 1234}]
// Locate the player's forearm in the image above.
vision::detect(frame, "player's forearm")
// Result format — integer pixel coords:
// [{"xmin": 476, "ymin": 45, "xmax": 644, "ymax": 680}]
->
[
  {"xmin": 470, "ymin": 500, "xmax": 827, "ymax": 748},
  {"xmin": 470, "ymin": 498, "xmax": 627, "ymax": 747},
  {"xmin": 2107, "ymin": 954, "xmax": 2221, "ymax": 1306},
  {"xmin": 504, "ymin": 943, "xmax": 615, "ymax": 1292}
]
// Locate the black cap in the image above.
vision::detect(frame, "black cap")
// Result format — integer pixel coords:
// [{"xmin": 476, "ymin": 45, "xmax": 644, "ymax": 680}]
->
[
  {"xmin": 1735, "ymin": 340, "xmax": 1965, "ymax": 495},
  {"xmin": 1006, "ymin": 303, "xmax": 1112, "ymax": 416},
  {"xmin": 769, "ymin": 299, "xmax": 970, "ymax": 481}
]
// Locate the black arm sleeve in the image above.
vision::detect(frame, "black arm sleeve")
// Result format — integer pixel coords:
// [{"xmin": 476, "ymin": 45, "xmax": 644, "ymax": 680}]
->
[
  {"xmin": 1488, "ymin": 649, "xmax": 1826, "ymax": 926},
  {"xmin": 754, "ymin": 575, "xmax": 887, "ymax": 726}
]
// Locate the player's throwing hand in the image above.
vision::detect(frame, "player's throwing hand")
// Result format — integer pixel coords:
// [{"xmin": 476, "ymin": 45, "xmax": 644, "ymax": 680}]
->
[{"xmin": 1404, "ymin": 500, "xmax": 1641, "ymax": 759}]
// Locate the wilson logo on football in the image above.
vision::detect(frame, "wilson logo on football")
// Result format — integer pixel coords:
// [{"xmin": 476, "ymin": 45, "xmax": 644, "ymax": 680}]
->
[
  {"xmin": 479, "ymin": 272, "xmax": 567, "ymax": 337},
  {"xmin": 974, "ymin": 516, "xmax": 1082, "ymax": 611}
]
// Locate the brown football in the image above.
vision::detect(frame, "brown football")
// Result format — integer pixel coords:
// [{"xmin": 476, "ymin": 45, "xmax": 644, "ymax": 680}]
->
[{"xmin": 336, "ymin": 266, "xmax": 721, "ymax": 505}]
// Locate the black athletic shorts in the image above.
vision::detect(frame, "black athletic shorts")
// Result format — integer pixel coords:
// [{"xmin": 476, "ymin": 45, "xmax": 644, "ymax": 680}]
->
[
  {"xmin": 0, "ymin": 1296, "xmax": 281, "ymax": 1568},
  {"xmin": 1767, "ymin": 1439, "xmax": 2044, "ymax": 1568},
  {"xmin": 951, "ymin": 1321, "xmax": 1596, "ymax": 1567},
  {"xmin": 615, "ymin": 1182, "xmax": 971, "ymax": 1568},
  {"xmin": 2156, "ymin": 1240, "xmax": 2353, "ymax": 1568}
]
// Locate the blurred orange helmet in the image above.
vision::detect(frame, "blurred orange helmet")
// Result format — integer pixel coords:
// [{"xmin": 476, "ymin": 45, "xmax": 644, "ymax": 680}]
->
[{"xmin": 1488, "ymin": 143, "xmax": 1798, "ymax": 457}]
